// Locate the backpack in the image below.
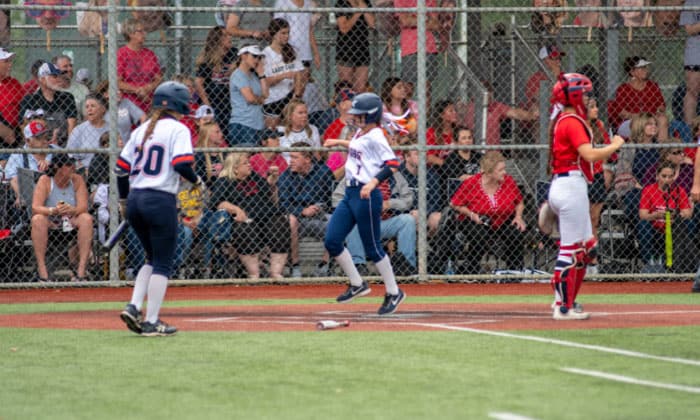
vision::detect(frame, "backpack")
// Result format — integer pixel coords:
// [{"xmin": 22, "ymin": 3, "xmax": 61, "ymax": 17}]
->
[{"xmin": 128, "ymin": 0, "xmax": 172, "ymax": 33}]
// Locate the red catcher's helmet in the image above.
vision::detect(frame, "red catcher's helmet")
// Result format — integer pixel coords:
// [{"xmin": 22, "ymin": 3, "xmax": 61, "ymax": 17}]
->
[{"xmin": 551, "ymin": 72, "xmax": 593, "ymax": 119}]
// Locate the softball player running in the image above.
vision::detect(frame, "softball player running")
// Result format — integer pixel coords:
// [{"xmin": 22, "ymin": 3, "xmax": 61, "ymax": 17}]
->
[
  {"xmin": 546, "ymin": 73, "xmax": 624, "ymax": 320},
  {"xmin": 116, "ymin": 81, "xmax": 201, "ymax": 336},
  {"xmin": 323, "ymin": 92, "xmax": 405, "ymax": 315}
]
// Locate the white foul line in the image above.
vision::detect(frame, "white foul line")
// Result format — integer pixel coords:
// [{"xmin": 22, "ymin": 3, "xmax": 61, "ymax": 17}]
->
[
  {"xmin": 489, "ymin": 412, "xmax": 535, "ymax": 420},
  {"xmin": 562, "ymin": 367, "xmax": 700, "ymax": 394},
  {"xmin": 410, "ymin": 322, "xmax": 700, "ymax": 367},
  {"xmin": 488, "ymin": 412, "xmax": 539, "ymax": 420}
]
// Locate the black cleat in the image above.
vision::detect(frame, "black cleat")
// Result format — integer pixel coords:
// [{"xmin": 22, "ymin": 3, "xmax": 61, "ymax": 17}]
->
[
  {"xmin": 377, "ymin": 289, "xmax": 406, "ymax": 315},
  {"xmin": 120, "ymin": 304, "xmax": 143, "ymax": 334},
  {"xmin": 140, "ymin": 320, "xmax": 177, "ymax": 337},
  {"xmin": 336, "ymin": 281, "xmax": 371, "ymax": 303}
]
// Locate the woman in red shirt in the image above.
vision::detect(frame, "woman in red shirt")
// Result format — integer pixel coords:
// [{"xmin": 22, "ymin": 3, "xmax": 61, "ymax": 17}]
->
[
  {"xmin": 117, "ymin": 19, "xmax": 163, "ymax": 113},
  {"xmin": 546, "ymin": 73, "xmax": 624, "ymax": 320},
  {"xmin": 609, "ymin": 56, "xmax": 668, "ymax": 139},
  {"xmin": 447, "ymin": 151, "xmax": 526, "ymax": 274},
  {"xmin": 639, "ymin": 161, "xmax": 692, "ymax": 272}
]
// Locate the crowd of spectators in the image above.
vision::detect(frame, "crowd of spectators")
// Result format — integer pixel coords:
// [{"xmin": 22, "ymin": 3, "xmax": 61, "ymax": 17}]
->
[{"xmin": 1, "ymin": 2, "xmax": 700, "ymax": 281}]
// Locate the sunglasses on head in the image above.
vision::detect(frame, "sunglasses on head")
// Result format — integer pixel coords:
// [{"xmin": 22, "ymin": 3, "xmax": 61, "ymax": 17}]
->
[{"xmin": 25, "ymin": 0, "xmax": 72, "ymax": 19}]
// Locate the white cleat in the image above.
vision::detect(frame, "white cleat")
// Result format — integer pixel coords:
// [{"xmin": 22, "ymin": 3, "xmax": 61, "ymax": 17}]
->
[{"xmin": 553, "ymin": 305, "xmax": 590, "ymax": 320}]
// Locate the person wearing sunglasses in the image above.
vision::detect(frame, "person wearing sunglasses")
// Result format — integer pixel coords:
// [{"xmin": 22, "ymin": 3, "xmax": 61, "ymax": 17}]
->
[
  {"xmin": 228, "ymin": 45, "xmax": 268, "ymax": 146},
  {"xmin": 19, "ymin": 62, "xmax": 78, "ymax": 147},
  {"xmin": 117, "ymin": 18, "xmax": 163, "ymax": 113},
  {"xmin": 5, "ymin": 120, "xmax": 53, "ymax": 209}
]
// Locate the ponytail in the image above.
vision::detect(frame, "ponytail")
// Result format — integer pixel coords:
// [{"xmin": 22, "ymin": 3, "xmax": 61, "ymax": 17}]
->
[{"xmin": 139, "ymin": 109, "xmax": 178, "ymax": 151}]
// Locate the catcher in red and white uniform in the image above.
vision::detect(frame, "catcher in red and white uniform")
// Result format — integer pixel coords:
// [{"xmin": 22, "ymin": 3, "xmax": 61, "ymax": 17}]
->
[{"xmin": 545, "ymin": 73, "xmax": 624, "ymax": 320}]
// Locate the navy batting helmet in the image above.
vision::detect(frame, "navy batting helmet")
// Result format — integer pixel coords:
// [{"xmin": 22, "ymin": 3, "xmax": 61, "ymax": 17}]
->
[
  {"xmin": 152, "ymin": 81, "xmax": 191, "ymax": 115},
  {"xmin": 348, "ymin": 92, "xmax": 383, "ymax": 124}
]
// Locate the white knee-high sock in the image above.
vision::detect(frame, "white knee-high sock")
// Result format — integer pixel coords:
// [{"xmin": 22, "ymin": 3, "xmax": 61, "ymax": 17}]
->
[
  {"xmin": 130, "ymin": 264, "xmax": 153, "ymax": 310},
  {"xmin": 375, "ymin": 255, "xmax": 398, "ymax": 295},
  {"xmin": 145, "ymin": 274, "xmax": 168, "ymax": 324},
  {"xmin": 334, "ymin": 248, "xmax": 363, "ymax": 287}
]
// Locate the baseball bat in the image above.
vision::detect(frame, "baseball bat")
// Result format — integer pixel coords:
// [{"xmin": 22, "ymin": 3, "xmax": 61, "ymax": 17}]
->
[
  {"xmin": 665, "ymin": 210, "xmax": 673, "ymax": 268},
  {"xmin": 316, "ymin": 320, "xmax": 350, "ymax": 330},
  {"xmin": 102, "ymin": 220, "xmax": 129, "ymax": 252}
]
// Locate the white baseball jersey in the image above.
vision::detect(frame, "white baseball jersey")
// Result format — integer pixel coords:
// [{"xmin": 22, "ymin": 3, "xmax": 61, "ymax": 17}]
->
[
  {"xmin": 344, "ymin": 127, "xmax": 398, "ymax": 184},
  {"xmin": 117, "ymin": 117, "xmax": 194, "ymax": 195}
]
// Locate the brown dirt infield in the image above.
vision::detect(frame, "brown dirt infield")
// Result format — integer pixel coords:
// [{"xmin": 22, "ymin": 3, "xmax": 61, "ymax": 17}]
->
[{"xmin": 1, "ymin": 282, "xmax": 698, "ymax": 332}]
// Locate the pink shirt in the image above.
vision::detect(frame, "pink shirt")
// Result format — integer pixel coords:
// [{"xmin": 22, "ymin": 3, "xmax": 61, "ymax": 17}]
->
[
  {"xmin": 394, "ymin": 0, "xmax": 438, "ymax": 57},
  {"xmin": 117, "ymin": 45, "xmax": 162, "ymax": 113}
]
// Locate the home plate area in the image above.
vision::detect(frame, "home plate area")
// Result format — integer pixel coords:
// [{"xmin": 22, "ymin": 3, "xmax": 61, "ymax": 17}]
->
[
  {"xmin": 165, "ymin": 302, "xmax": 700, "ymax": 332},
  {"xmin": 3, "ymin": 302, "xmax": 699, "ymax": 332}
]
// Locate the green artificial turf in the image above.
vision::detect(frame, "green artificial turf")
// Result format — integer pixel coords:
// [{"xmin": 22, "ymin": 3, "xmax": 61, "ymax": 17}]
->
[
  {"xmin": 2, "ymin": 290, "xmax": 700, "ymax": 419},
  {"xmin": 2, "ymin": 326, "xmax": 700, "ymax": 420}
]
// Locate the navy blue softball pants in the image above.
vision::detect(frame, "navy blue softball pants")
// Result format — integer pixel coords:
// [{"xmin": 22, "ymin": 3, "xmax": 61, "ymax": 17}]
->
[
  {"xmin": 126, "ymin": 188, "xmax": 178, "ymax": 277},
  {"xmin": 324, "ymin": 186, "xmax": 386, "ymax": 263}
]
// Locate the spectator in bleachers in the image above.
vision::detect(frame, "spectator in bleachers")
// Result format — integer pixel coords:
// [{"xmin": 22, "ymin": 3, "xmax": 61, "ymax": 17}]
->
[
  {"xmin": 228, "ymin": 45, "xmax": 267, "ymax": 146},
  {"xmin": 274, "ymin": 0, "xmax": 321, "ymax": 70},
  {"xmin": 639, "ymin": 161, "xmax": 693, "ymax": 272},
  {"xmin": 332, "ymin": 170, "xmax": 417, "ymax": 276},
  {"xmin": 681, "ymin": 2, "xmax": 700, "ymax": 126},
  {"xmin": 22, "ymin": 59, "xmax": 46, "ymax": 96},
  {"xmin": 572, "ymin": 0, "xmax": 608, "ymax": 27},
  {"xmin": 435, "ymin": 151, "xmax": 526, "ymax": 274},
  {"xmin": 75, "ymin": 68, "xmax": 93, "ymax": 92},
  {"xmin": 324, "ymin": 88, "xmax": 356, "ymax": 180},
  {"xmin": 335, "ymin": 0, "xmax": 375, "ymax": 93},
  {"xmin": 381, "ymin": 77, "xmax": 417, "ymax": 135},
  {"xmin": 195, "ymin": 26, "xmax": 237, "ymax": 136},
  {"xmin": 458, "ymin": 81, "xmax": 538, "ymax": 146},
  {"xmin": 586, "ymin": 96, "xmax": 613, "ymax": 238},
  {"xmin": 0, "ymin": 48, "xmax": 24, "ymax": 130},
  {"xmin": 94, "ymin": 81, "xmax": 145, "ymax": 145},
  {"xmin": 609, "ymin": 56, "xmax": 668, "ymax": 139},
  {"xmin": 210, "ymin": 152, "xmax": 289, "ymax": 279},
  {"xmin": 86, "ymin": 132, "xmax": 110, "ymax": 190},
  {"xmin": 52, "ymin": 55, "xmax": 90, "ymax": 120},
  {"xmin": 66, "ymin": 94, "xmax": 110, "ymax": 174},
  {"xmin": 6, "ymin": 119, "xmax": 52, "ymax": 208},
  {"xmin": 669, "ymin": 82, "xmax": 698, "ymax": 143},
  {"xmin": 262, "ymin": 18, "xmax": 306, "ymax": 128},
  {"xmin": 277, "ymin": 99, "xmax": 322, "ymax": 163},
  {"xmin": 400, "ymin": 147, "xmax": 443, "ymax": 237},
  {"xmin": 304, "ymin": 78, "xmax": 337, "ymax": 134},
  {"xmin": 117, "ymin": 18, "xmax": 163, "ymax": 113},
  {"xmin": 194, "ymin": 121, "xmax": 226, "ymax": 187},
  {"xmin": 172, "ymin": 74, "xmax": 201, "ymax": 147},
  {"xmin": 19, "ymin": 62, "xmax": 78, "ymax": 146},
  {"xmin": 250, "ymin": 128, "xmax": 288, "ymax": 178},
  {"xmin": 395, "ymin": 0, "xmax": 440, "ymax": 100},
  {"xmin": 426, "ymin": 99, "xmax": 457, "ymax": 168},
  {"xmin": 220, "ymin": 0, "xmax": 272, "ymax": 47},
  {"xmin": 642, "ymin": 144, "xmax": 694, "ymax": 193},
  {"xmin": 525, "ymin": 45, "xmax": 564, "ymax": 112},
  {"xmin": 278, "ymin": 143, "xmax": 335, "ymax": 277},
  {"xmin": 31, "ymin": 154, "xmax": 93, "ymax": 282},
  {"xmin": 440, "ymin": 126, "xmax": 482, "ymax": 183}
]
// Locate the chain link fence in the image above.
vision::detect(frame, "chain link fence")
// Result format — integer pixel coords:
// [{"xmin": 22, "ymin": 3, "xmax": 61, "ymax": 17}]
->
[{"xmin": 0, "ymin": 1, "xmax": 697, "ymax": 285}]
